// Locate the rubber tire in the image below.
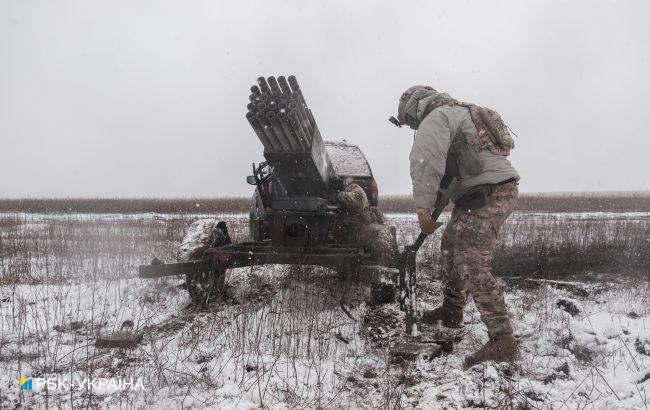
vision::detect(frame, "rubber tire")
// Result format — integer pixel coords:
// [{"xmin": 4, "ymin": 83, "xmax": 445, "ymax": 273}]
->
[
  {"xmin": 370, "ymin": 282, "xmax": 395, "ymax": 305},
  {"xmin": 186, "ymin": 267, "xmax": 226, "ymax": 307}
]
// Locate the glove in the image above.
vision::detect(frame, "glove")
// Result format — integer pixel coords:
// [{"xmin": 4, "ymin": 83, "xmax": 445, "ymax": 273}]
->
[{"xmin": 416, "ymin": 208, "xmax": 443, "ymax": 235}]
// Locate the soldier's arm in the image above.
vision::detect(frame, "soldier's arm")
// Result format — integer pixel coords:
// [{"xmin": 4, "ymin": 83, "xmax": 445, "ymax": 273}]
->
[{"xmin": 409, "ymin": 109, "xmax": 453, "ymax": 213}]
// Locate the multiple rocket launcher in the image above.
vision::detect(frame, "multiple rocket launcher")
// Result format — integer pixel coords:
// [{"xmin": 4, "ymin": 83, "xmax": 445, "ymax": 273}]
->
[
  {"xmin": 246, "ymin": 75, "xmax": 321, "ymax": 153},
  {"xmin": 245, "ymin": 76, "xmax": 335, "ymax": 203}
]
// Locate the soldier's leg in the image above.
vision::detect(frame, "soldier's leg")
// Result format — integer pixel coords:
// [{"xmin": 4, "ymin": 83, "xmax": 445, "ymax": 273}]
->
[
  {"xmin": 461, "ymin": 182, "xmax": 520, "ymax": 368},
  {"xmin": 462, "ymin": 246, "xmax": 518, "ymax": 369},
  {"xmin": 471, "ymin": 183, "xmax": 518, "ymax": 338},
  {"xmin": 421, "ymin": 211, "xmax": 466, "ymax": 327},
  {"xmin": 465, "ymin": 248, "xmax": 512, "ymax": 338},
  {"xmin": 441, "ymin": 210, "xmax": 469, "ymax": 310},
  {"xmin": 456, "ymin": 183, "xmax": 518, "ymax": 338}
]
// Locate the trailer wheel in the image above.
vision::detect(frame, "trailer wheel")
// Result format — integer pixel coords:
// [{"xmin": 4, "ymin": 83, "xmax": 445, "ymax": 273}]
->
[
  {"xmin": 370, "ymin": 282, "xmax": 395, "ymax": 305},
  {"xmin": 186, "ymin": 267, "xmax": 226, "ymax": 307}
]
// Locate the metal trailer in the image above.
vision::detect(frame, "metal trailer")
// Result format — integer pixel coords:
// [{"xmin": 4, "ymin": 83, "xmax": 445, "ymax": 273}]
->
[
  {"xmin": 138, "ymin": 239, "xmax": 395, "ymax": 306},
  {"xmin": 138, "ymin": 135, "xmax": 396, "ymax": 306}
]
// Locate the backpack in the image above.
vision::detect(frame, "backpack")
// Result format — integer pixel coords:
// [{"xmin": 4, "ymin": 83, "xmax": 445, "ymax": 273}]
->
[
  {"xmin": 422, "ymin": 98, "xmax": 515, "ymax": 156},
  {"xmin": 444, "ymin": 106, "xmax": 516, "ymax": 180},
  {"xmin": 465, "ymin": 105, "xmax": 515, "ymax": 156}
]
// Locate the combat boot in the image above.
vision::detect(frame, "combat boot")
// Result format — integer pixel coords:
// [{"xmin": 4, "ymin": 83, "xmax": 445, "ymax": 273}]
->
[
  {"xmin": 463, "ymin": 334, "xmax": 520, "ymax": 369},
  {"xmin": 421, "ymin": 302, "xmax": 463, "ymax": 328}
]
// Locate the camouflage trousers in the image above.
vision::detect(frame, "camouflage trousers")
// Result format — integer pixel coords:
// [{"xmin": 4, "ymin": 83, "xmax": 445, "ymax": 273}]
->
[{"xmin": 440, "ymin": 181, "xmax": 518, "ymax": 339}]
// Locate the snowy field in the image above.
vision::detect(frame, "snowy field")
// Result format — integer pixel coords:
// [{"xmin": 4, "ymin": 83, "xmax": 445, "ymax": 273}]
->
[{"xmin": 0, "ymin": 212, "xmax": 648, "ymax": 408}]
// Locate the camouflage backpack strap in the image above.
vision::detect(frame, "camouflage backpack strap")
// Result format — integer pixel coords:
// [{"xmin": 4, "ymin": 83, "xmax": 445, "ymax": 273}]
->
[
  {"xmin": 422, "ymin": 97, "xmax": 515, "ymax": 156},
  {"xmin": 421, "ymin": 94, "xmax": 460, "ymax": 120}
]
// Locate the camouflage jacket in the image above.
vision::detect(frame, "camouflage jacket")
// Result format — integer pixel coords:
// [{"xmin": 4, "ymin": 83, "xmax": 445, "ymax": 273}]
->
[{"xmin": 406, "ymin": 90, "xmax": 520, "ymax": 211}]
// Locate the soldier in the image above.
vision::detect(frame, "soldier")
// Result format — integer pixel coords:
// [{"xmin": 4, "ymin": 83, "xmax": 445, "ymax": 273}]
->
[
  {"xmin": 333, "ymin": 183, "xmax": 398, "ymax": 267},
  {"xmin": 395, "ymin": 85, "xmax": 520, "ymax": 368}
]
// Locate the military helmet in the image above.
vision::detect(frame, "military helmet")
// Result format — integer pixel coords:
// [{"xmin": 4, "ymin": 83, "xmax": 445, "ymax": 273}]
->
[
  {"xmin": 397, "ymin": 85, "xmax": 435, "ymax": 125},
  {"xmin": 337, "ymin": 183, "xmax": 369, "ymax": 215}
]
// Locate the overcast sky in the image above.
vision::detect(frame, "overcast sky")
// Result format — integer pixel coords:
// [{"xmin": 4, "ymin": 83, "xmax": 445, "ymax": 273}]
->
[{"xmin": 1, "ymin": 0, "xmax": 649, "ymax": 198}]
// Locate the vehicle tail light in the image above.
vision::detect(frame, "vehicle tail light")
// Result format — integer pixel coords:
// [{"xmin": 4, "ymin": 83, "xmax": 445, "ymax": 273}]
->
[{"xmin": 370, "ymin": 179, "xmax": 378, "ymax": 202}]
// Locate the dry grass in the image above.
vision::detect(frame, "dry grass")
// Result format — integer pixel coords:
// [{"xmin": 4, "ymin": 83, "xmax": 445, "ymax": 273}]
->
[
  {"xmin": 1, "ymin": 191, "xmax": 649, "ymax": 214},
  {"xmin": 382, "ymin": 191, "xmax": 650, "ymax": 213},
  {"xmin": 0, "ymin": 214, "xmax": 245, "ymax": 286},
  {"xmin": 493, "ymin": 216, "xmax": 650, "ymax": 278},
  {"xmin": 0, "ymin": 198, "xmax": 250, "ymax": 215},
  {"xmin": 393, "ymin": 213, "xmax": 650, "ymax": 281},
  {"xmin": 2, "ymin": 213, "xmax": 648, "ymax": 287}
]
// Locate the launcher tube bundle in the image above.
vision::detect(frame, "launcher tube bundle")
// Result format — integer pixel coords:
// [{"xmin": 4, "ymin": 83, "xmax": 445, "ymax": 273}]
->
[
  {"xmin": 246, "ymin": 75, "xmax": 320, "ymax": 152},
  {"xmin": 245, "ymin": 76, "xmax": 334, "ymax": 202}
]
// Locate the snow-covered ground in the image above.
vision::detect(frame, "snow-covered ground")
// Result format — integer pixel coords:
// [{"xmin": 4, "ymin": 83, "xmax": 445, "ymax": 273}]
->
[
  {"xmin": 0, "ymin": 212, "xmax": 648, "ymax": 408},
  {"xmin": 1, "ymin": 271, "xmax": 648, "ymax": 408}
]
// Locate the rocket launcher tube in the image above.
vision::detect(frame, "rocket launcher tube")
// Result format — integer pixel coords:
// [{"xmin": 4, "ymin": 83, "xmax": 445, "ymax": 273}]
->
[
  {"xmin": 246, "ymin": 111, "xmax": 273, "ymax": 149},
  {"xmin": 288, "ymin": 77, "xmax": 309, "ymax": 111},
  {"xmin": 267, "ymin": 110, "xmax": 294, "ymax": 151},
  {"xmin": 288, "ymin": 76, "xmax": 317, "ymax": 128},
  {"xmin": 288, "ymin": 100, "xmax": 313, "ymax": 140},
  {"xmin": 277, "ymin": 76, "xmax": 292, "ymax": 95},
  {"xmin": 287, "ymin": 75, "xmax": 300, "ymax": 93},
  {"xmin": 269, "ymin": 93, "xmax": 281, "ymax": 107},
  {"xmin": 278, "ymin": 112, "xmax": 306, "ymax": 151},
  {"xmin": 267, "ymin": 76, "xmax": 282, "ymax": 95},
  {"xmin": 288, "ymin": 111, "xmax": 310, "ymax": 149},
  {"xmin": 257, "ymin": 77, "xmax": 271, "ymax": 94},
  {"xmin": 256, "ymin": 111, "xmax": 282, "ymax": 151}
]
